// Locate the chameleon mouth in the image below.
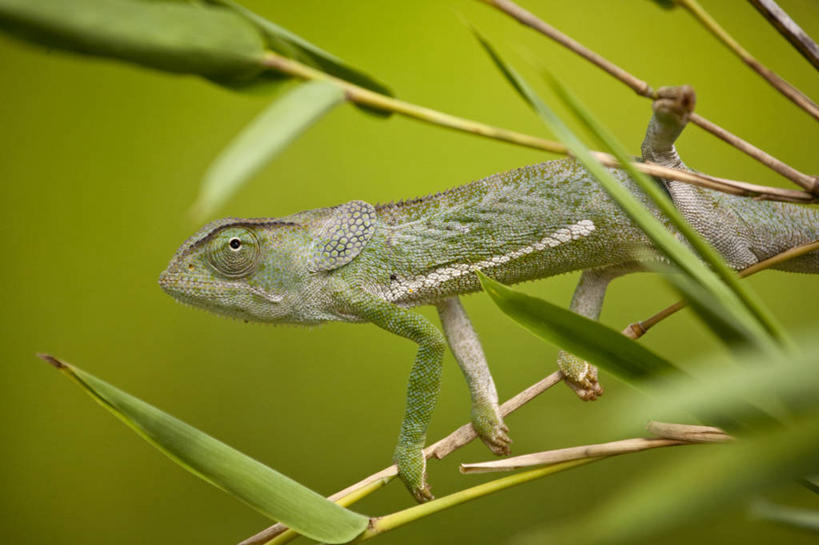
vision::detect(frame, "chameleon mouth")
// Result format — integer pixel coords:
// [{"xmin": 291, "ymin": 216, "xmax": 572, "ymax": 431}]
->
[{"xmin": 158, "ymin": 271, "xmax": 283, "ymax": 305}]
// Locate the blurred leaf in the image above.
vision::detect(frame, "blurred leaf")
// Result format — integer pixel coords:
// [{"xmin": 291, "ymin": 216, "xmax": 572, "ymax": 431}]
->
[
  {"xmin": 39, "ymin": 354, "xmax": 369, "ymax": 544},
  {"xmin": 469, "ymin": 28, "xmax": 783, "ymax": 353},
  {"xmin": 617, "ymin": 344, "xmax": 818, "ymax": 429},
  {"xmin": 751, "ymin": 499, "xmax": 819, "ymax": 533},
  {"xmin": 548, "ymin": 76, "xmax": 788, "ymax": 348},
  {"xmin": 0, "ymin": 0, "xmax": 268, "ymax": 83},
  {"xmin": 191, "ymin": 80, "xmax": 345, "ymax": 220},
  {"xmin": 515, "ymin": 413, "xmax": 819, "ymax": 545},
  {"xmin": 206, "ymin": 0, "xmax": 393, "ymax": 99},
  {"xmin": 477, "ymin": 271, "xmax": 682, "ymax": 383}
]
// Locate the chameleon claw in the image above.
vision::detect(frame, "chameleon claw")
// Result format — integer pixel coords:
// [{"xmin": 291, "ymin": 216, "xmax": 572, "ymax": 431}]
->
[
  {"xmin": 411, "ymin": 482, "xmax": 434, "ymax": 503},
  {"xmin": 564, "ymin": 363, "xmax": 604, "ymax": 401},
  {"xmin": 472, "ymin": 404, "xmax": 512, "ymax": 456}
]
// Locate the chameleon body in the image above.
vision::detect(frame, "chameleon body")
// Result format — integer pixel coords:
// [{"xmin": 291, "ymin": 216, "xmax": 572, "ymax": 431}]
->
[{"xmin": 160, "ymin": 87, "xmax": 819, "ymax": 501}]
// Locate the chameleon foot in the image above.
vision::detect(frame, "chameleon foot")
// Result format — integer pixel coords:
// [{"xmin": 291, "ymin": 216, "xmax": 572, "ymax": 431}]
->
[
  {"xmin": 653, "ymin": 85, "xmax": 695, "ymax": 127},
  {"xmin": 558, "ymin": 351, "xmax": 604, "ymax": 401},
  {"xmin": 472, "ymin": 402, "xmax": 511, "ymax": 456},
  {"xmin": 394, "ymin": 443, "xmax": 434, "ymax": 503}
]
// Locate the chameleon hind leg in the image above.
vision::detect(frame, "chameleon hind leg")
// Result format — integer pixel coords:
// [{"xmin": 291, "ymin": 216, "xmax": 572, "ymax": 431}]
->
[
  {"xmin": 436, "ymin": 297, "xmax": 511, "ymax": 455},
  {"xmin": 557, "ymin": 267, "xmax": 628, "ymax": 400}
]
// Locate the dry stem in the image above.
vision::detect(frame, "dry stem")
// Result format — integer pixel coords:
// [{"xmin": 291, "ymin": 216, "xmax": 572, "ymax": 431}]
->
[{"xmin": 748, "ymin": 0, "xmax": 819, "ymax": 71}]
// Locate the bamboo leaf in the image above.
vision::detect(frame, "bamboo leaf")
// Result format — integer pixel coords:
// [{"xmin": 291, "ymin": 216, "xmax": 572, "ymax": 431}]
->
[
  {"xmin": 191, "ymin": 80, "xmax": 345, "ymax": 220},
  {"xmin": 477, "ymin": 271, "xmax": 681, "ymax": 382},
  {"xmin": 469, "ymin": 28, "xmax": 784, "ymax": 354},
  {"xmin": 206, "ymin": 0, "xmax": 393, "ymax": 99},
  {"xmin": 0, "ymin": 0, "xmax": 268, "ymax": 84},
  {"xmin": 38, "ymin": 354, "xmax": 369, "ymax": 544}
]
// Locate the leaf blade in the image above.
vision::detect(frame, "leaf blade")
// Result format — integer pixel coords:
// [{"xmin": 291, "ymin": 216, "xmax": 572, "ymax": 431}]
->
[
  {"xmin": 477, "ymin": 271, "xmax": 681, "ymax": 383},
  {"xmin": 40, "ymin": 354, "xmax": 368, "ymax": 544},
  {"xmin": 0, "ymin": 0, "xmax": 268, "ymax": 83},
  {"xmin": 192, "ymin": 79, "xmax": 345, "ymax": 220}
]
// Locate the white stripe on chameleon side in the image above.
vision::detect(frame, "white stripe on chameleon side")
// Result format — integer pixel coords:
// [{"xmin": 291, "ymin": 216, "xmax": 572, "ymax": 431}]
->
[{"xmin": 384, "ymin": 219, "xmax": 596, "ymax": 302}]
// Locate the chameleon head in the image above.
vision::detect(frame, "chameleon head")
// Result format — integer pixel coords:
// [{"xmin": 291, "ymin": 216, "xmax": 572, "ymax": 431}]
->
[{"xmin": 159, "ymin": 218, "xmax": 314, "ymax": 323}]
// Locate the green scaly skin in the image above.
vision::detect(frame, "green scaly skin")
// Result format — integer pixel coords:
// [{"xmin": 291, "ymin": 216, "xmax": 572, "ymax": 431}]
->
[{"xmin": 160, "ymin": 88, "xmax": 819, "ymax": 501}]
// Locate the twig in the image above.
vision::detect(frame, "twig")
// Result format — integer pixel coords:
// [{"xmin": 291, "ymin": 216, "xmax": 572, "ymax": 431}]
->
[
  {"xmin": 478, "ymin": 0, "xmax": 819, "ymax": 193},
  {"xmin": 749, "ymin": 0, "xmax": 819, "ymax": 71},
  {"xmin": 461, "ymin": 421, "xmax": 731, "ymax": 473},
  {"xmin": 623, "ymin": 239, "xmax": 819, "ymax": 340},
  {"xmin": 677, "ymin": 0, "xmax": 819, "ymax": 121},
  {"xmin": 689, "ymin": 113, "xmax": 818, "ymax": 193},
  {"xmin": 261, "ymin": 52, "xmax": 818, "ymax": 203},
  {"xmin": 238, "ymin": 372, "xmax": 564, "ymax": 545}
]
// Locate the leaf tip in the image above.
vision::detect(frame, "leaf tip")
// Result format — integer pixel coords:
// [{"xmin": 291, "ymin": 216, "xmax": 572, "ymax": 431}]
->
[{"xmin": 37, "ymin": 353, "xmax": 65, "ymax": 369}]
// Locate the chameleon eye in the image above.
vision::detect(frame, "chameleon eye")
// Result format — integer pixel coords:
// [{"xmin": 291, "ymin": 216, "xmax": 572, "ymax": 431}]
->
[{"xmin": 208, "ymin": 227, "xmax": 259, "ymax": 278}]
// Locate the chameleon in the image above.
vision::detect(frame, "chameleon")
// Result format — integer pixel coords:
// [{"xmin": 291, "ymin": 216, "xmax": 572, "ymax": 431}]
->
[{"xmin": 159, "ymin": 86, "xmax": 819, "ymax": 502}]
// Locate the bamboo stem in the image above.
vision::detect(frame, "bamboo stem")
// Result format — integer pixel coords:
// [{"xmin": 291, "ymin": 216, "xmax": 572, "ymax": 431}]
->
[
  {"xmin": 260, "ymin": 52, "xmax": 818, "ymax": 203},
  {"xmin": 240, "ymin": 372, "xmax": 565, "ymax": 545}
]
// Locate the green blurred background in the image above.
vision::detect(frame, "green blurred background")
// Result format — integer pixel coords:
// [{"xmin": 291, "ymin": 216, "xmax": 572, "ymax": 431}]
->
[{"xmin": 2, "ymin": 1, "xmax": 818, "ymax": 543}]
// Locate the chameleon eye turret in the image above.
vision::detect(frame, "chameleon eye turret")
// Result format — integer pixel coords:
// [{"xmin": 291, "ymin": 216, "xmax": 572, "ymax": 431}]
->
[{"xmin": 207, "ymin": 227, "xmax": 260, "ymax": 278}]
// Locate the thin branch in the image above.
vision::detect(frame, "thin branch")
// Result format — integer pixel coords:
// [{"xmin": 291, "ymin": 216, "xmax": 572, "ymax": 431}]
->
[
  {"xmin": 239, "ymin": 372, "xmax": 564, "ymax": 545},
  {"xmin": 461, "ymin": 421, "xmax": 731, "ymax": 474},
  {"xmin": 623, "ymin": 239, "xmax": 819, "ymax": 340},
  {"xmin": 689, "ymin": 113, "xmax": 818, "ymax": 193},
  {"xmin": 478, "ymin": 0, "xmax": 819, "ymax": 193},
  {"xmin": 678, "ymin": 0, "xmax": 819, "ymax": 121},
  {"xmin": 261, "ymin": 52, "xmax": 819, "ymax": 203},
  {"xmin": 748, "ymin": 0, "xmax": 819, "ymax": 71}
]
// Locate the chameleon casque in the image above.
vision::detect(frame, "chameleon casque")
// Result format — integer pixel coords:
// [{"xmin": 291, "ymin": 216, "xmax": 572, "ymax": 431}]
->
[{"xmin": 160, "ymin": 87, "xmax": 819, "ymax": 501}]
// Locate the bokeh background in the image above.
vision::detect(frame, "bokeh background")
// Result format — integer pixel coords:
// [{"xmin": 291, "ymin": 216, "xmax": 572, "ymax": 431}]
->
[{"xmin": 2, "ymin": 1, "xmax": 818, "ymax": 544}]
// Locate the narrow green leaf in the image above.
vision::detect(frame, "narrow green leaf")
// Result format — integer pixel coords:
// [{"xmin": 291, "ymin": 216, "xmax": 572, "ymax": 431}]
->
[
  {"xmin": 206, "ymin": 0, "xmax": 393, "ymax": 99},
  {"xmin": 751, "ymin": 499, "xmax": 819, "ymax": 533},
  {"xmin": 191, "ymin": 80, "xmax": 345, "ymax": 220},
  {"xmin": 0, "ymin": 0, "xmax": 268, "ymax": 83},
  {"xmin": 548, "ymin": 77, "xmax": 789, "ymax": 347},
  {"xmin": 39, "ymin": 354, "xmax": 369, "ymax": 543},
  {"xmin": 469, "ymin": 29, "xmax": 783, "ymax": 353},
  {"xmin": 477, "ymin": 271, "xmax": 681, "ymax": 382}
]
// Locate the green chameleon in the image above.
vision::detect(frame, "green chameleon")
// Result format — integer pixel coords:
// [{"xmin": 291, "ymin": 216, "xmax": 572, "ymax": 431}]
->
[{"xmin": 160, "ymin": 87, "xmax": 819, "ymax": 502}]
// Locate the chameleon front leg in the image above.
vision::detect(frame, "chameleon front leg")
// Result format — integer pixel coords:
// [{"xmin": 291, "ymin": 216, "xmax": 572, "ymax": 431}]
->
[
  {"xmin": 436, "ymin": 297, "xmax": 511, "ymax": 455},
  {"xmin": 337, "ymin": 286, "xmax": 445, "ymax": 502},
  {"xmin": 558, "ymin": 267, "xmax": 627, "ymax": 400}
]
